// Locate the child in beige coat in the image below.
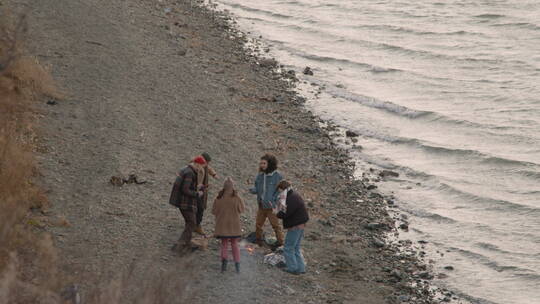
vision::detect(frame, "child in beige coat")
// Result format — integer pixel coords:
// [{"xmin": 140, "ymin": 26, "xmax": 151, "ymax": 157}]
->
[{"xmin": 212, "ymin": 177, "xmax": 245, "ymax": 273}]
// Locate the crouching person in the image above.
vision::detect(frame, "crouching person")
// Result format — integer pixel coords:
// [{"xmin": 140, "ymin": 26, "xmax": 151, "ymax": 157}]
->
[
  {"xmin": 212, "ymin": 178, "xmax": 245, "ymax": 273},
  {"xmin": 275, "ymin": 180, "xmax": 309, "ymax": 275}
]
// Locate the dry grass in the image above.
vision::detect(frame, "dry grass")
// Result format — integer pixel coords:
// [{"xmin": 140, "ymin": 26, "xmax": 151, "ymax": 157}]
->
[
  {"xmin": 0, "ymin": 11, "xmax": 62, "ymax": 304},
  {"xmin": 0, "ymin": 10, "xmax": 193, "ymax": 304}
]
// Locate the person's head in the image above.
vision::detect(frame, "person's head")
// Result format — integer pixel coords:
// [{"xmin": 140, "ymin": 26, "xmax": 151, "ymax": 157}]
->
[
  {"xmin": 192, "ymin": 155, "xmax": 207, "ymax": 169},
  {"xmin": 277, "ymin": 180, "xmax": 291, "ymax": 191},
  {"xmin": 217, "ymin": 177, "xmax": 237, "ymax": 199},
  {"xmin": 201, "ymin": 152, "xmax": 212, "ymax": 164},
  {"xmin": 259, "ymin": 153, "xmax": 278, "ymax": 174}
]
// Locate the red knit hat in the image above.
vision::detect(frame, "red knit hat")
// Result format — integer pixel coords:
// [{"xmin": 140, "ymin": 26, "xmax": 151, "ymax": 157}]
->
[{"xmin": 193, "ymin": 155, "xmax": 207, "ymax": 165}]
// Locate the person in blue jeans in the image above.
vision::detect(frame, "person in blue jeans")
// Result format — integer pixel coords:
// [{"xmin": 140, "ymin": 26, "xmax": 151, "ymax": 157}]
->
[{"xmin": 275, "ymin": 180, "xmax": 310, "ymax": 274}]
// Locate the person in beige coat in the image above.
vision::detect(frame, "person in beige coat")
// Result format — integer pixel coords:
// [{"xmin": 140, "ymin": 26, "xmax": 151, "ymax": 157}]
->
[{"xmin": 212, "ymin": 177, "xmax": 245, "ymax": 273}]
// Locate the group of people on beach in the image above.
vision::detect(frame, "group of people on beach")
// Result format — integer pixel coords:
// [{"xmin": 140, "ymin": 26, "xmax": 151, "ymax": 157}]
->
[{"xmin": 169, "ymin": 152, "xmax": 310, "ymax": 275}]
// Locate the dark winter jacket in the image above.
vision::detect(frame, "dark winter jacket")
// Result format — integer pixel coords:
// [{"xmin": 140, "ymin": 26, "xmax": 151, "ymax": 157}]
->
[
  {"xmin": 169, "ymin": 165, "xmax": 199, "ymax": 211},
  {"xmin": 277, "ymin": 190, "xmax": 309, "ymax": 229}
]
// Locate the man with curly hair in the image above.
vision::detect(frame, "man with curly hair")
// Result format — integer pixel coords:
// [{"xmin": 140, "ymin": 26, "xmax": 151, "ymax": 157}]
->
[{"xmin": 250, "ymin": 153, "xmax": 285, "ymax": 246}]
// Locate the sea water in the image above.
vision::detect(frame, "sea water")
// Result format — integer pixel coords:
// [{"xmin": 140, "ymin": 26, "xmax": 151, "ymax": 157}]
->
[{"xmin": 214, "ymin": 1, "xmax": 540, "ymax": 303}]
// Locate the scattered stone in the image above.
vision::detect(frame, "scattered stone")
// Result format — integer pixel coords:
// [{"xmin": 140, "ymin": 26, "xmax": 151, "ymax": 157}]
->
[
  {"xmin": 379, "ymin": 170, "xmax": 399, "ymax": 178},
  {"xmin": 110, "ymin": 175, "xmax": 124, "ymax": 186},
  {"xmin": 437, "ymin": 273, "xmax": 449, "ymax": 279},
  {"xmin": 444, "ymin": 266, "xmax": 454, "ymax": 271},
  {"xmin": 285, "ymin": 286, "xmax": 296, "ymax": 295},
  {"xmin": 398, "ymin": 295, "xmax": 410, "ymax": 302},
  {"xmin": 418, "ymin": 240, "xmax": 428, "ymax": 244},
  {"xmin": 272, "ymin": 95, "xmax": 286, "ymax": 103},
  {"xmin": 303, "ymin": 66, "xmax": 314, "ymax": 75},
  {"xmin": 367, "ymin": 184, "xmax": 377, "ymax": 190},
  {"xmin": 110, "ymin": 174, "xmax": 147, "ymax": 186},
  {"xmin": 372, "ymin": 237, "xmax": 385, "ymax": 248},
  {"xmin": 391, "ymin": 270, "xmax": 404, "ymax": 280},
  {"xmin": 365, "ymin": 222, "xmax": 383, "ymax": 230},
  {"xmin": 46, "ymin": 99, "xmax": 58, "ymax": 105},
  {"xmin": 315, "ymin": 143, "xmax": 326, "ymax": 151},
  {"xmin": 259, "ymin": 58, "xmax": 277, "ymax": 68},
  {"xmin": 124, "ymin": 174, "xmax": 147, "ymax": 184},
  {"xmin": 418, "ymin": 272, "xmax": 433, "ymax": 280},
  {"xmin": 177, "ymin": 49, "xmax": 187, "ymax": 56},
  {"xmin": 345, "ymin": 130, "xmax": 359, "ymax": 137},
  {"xmin": 399, "ymin": 223, "xmax": 409, "ymax": 230}
]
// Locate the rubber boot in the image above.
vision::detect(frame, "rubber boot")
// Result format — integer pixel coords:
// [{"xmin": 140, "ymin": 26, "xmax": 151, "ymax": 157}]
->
[
  {"xmin": 221, "ymin": 259, "xmax": 228, "ymax": 273},
  {"xmin": 235, "ymin": 262, "xmax": 240, "ymax": 274}
]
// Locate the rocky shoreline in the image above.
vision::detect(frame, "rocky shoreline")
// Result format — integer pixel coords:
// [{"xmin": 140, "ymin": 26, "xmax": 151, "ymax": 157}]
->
[
  {"xmin": 20, "ymin": 0, "xmax": 461, "ymax": 302},
  {"xmin": 185, "ymin": 2, "xmax": 452, "ymax": 303}
]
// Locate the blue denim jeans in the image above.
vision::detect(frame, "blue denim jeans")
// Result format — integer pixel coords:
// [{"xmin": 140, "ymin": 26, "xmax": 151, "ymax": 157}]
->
[{"xmin": 283, "ymin": 228, "xmax": 305, "ymax": 273}]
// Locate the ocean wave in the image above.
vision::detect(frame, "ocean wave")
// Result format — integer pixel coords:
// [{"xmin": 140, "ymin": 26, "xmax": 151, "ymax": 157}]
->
[
  {"xmin": 476, "ymin": 242, "xmax": 540, "ymax": 259},
  {"xmin": 334, "ymin": 113, "xmax": 540, "ymax": 169},
  {"xmin": 321, "ymin": 87, "xmax": 536, "ymax": 138},
  {"xmin": 412, "ymin": 210, "xmax": 457, "ymax": 224},
  {"xmin": 481, "ymin": 156, "xmax": 540, "ymax": 168},
  {"xmin": 325, "ymin": 88, "xmax": 433, "ymax": 118},
  {"xmin": 474, "ymin": 14, "xmax": 506, "ymax": 19},
  {"xmin": 351, "ymin": 23, "xmax": 487, "ymax": 37},
  {"xmin": 491, "ymin": 22, "xmax": 540, "ymax": 30},
  {"xmin": 454, "ymin": 247, "xmax": 540, "ymax": 282},
  {"xmin": 224, "ymin": 2, "xmax": 292, "ymax": 20},
  {"xmin": 437, "ymin": 183, "xmax": 540, "ymax": 215},
  {"xmin": 369, "ymin": 66, "xmax": 401, "ymax": 73}
]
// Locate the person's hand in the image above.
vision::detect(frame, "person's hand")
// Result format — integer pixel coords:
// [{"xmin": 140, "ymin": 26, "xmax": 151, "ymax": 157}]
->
[
  {"xmin": 176, "ymin": 172, "xmax": 180, "ymax": 177},
  {"xmin": 213, "ymin": 174, "xmax": 219, "ymax": 179},
  {"xmin": 198, "ymin": 191, "xmax": 204, "ymax": 197}
]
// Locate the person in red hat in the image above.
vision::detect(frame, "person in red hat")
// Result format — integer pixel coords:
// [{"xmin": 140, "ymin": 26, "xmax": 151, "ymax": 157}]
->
[
  {"xmin": 194, "ymin": 152, "xmax": 219, "ymax": 235},
  {"xmin": 170, "ymin": 156, "xmax": 206, "ymax": 253}
]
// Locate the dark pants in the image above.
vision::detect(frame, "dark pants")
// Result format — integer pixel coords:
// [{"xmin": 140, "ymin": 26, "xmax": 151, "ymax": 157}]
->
[
  {"xmin": 196, "ymin": 199, "xmax": 205, "ymax": 226},
  {"xmin": 179, "ymin": 208, "xmax": 196, "ymax": 247}
]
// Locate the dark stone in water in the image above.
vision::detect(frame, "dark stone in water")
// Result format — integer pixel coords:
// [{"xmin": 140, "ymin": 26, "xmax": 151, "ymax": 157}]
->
[
  {"xmin": 367, "ymin": 184, "xmax": 377, "ymax": 190},
  {"xmin": 345, "ymin": 130, "xmax": 359, "ymax": 137},
  {"xmin": 399, "ymin": 223, "xmax": 409, "ymax": 230},
  {"xmin": 379, "ymin": 170, "xmax": 399, "ymax": 178},
  {"xmin": 303, "ymin": 66, "xmax": 314, "ymax": 75},
  {"xmin": 444, "ymin": 266, "xmax": 454, "ymax": 271}
]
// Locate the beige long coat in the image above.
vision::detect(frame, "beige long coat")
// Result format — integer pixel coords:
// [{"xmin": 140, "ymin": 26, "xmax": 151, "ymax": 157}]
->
[{"xmin": 212, "ymin": 179, "xmax": 245, "ymax": 238}]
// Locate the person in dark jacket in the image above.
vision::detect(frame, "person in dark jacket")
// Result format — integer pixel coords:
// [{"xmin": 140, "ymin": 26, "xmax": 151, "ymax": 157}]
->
[
  {"xmin": 275, "ymin": 180, "xmax": 309, "ymax": 274},
  {"xmin": 170, "ymin": 157, "xmax": 205, "ymax": 253}
]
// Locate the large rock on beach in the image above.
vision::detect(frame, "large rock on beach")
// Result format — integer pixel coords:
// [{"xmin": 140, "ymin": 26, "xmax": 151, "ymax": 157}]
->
[
  {"xmin": 345, "ymin": 130, "xmax": 359, "ymax": 137},
  {"xmin": 303, "ymin": 66, "xmax": 314, "ymax": 75}
]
